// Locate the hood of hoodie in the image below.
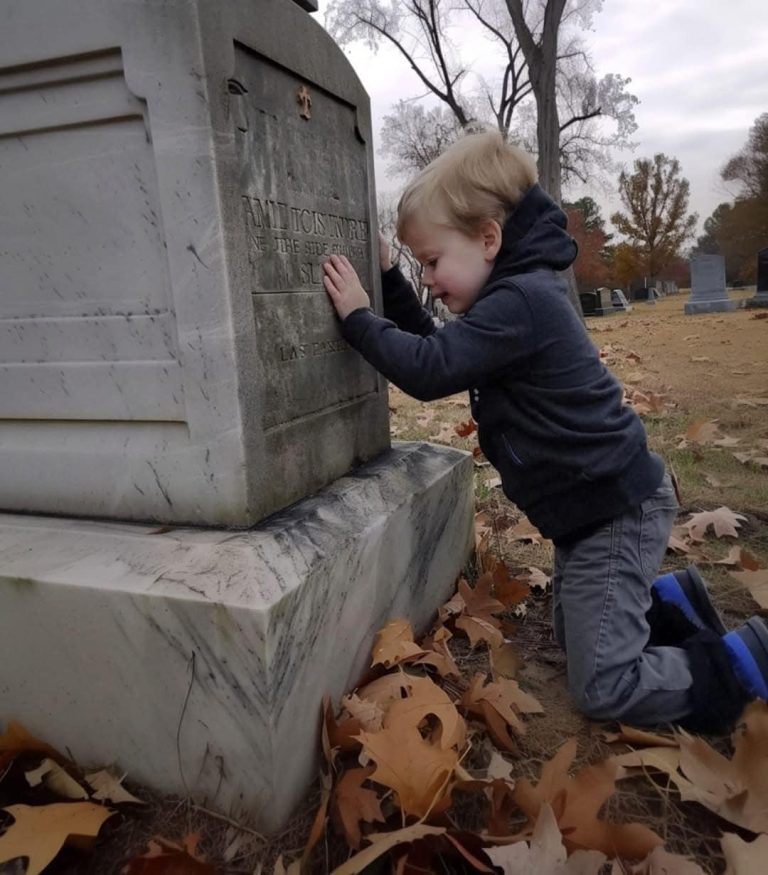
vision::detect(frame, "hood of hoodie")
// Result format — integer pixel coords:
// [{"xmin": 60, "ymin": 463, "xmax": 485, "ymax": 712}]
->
[{"xmin": 485, "ymin": 184, "xmax": 578, "ymax": 289}]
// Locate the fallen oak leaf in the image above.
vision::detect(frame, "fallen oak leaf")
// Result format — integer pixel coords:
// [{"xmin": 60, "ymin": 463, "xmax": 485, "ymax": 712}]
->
[
  {"xmin": 684, "ymin": 506, "xmax": 747, "ymax": 541},
  {"xmin": 490, "ymin": 642, "xmax": 524, "ymax": 680},
  {"xmin": 486, "ymin": 802, "xmax": 606, "ymax": 875},
  {"xmin": 0, "ymin": 802, "xmax": 115, "ymax": 875},
  {"xmin": 602, "ymin": 725, "xmax": 677, "ymax": 748},
  {"xmin": 323, "ymin": 696, "xmax": 362, "ymax": 755},
  {"xmin": 419, "ymin": 626, "xmax": 461, "ymax": 678},
  {"xmin": 340, "ymin": 694, "xmax": 385, "ymax": 733},
  {"xmin": 524, "ymin": 566, "xmax": 551, "ymax": 591},
  {"xmin": 122, "ymin": 832, "xmax": 216, "ymax": 874},
  {"xmin": 460, "ymin": 574, "xmax": 505, "ymax": 620},
  {"xmin": 614, "ymin": 701, "xmax": 768, "ymax": 834},
  {"xmin": 454, "ymin": 419, "xmax": 477, "ymax": 437},
  {"xmin": 515, "ymin": 738, "xmax": 662, "ymax": 859},
  {"xmin": 397, "ymin": 830, "xmax": 494, "ymax": 873},
  {"xmin": 453, "ymin": 576, "xmax": 505, "ymax": 646},
  {"xmin": 477, "ymin": 701, "xmax": 520, "ymax": 753},
  {"xmin": 0, "ymin": 721, "xmax": 67, "ymax": 772},
  {"xmin": 371, "ymin": 619, "xmax": 429, "ymax": 669},
  {"xmin": 729, "ymin": 569, "xmax": 768, "ymax": 609},
  {"xmin": 330, "ymin": 823, "xmax": 446, "ymax": 875},
  {"xmin": 301, "ymin": 770, "xmax": 332, "ymax": 871},
  {"xmin": 356, "ymin": 726, "xmax": 458, "ymax": 819},
  {"xmin": 627, "ymin": 845, "xmax": 707, "ymax": 874},
  {"xmin": 25, "ymin": 758, "xmax": 88, "ymax": 800},
  {"xmin": 272, "ymin": 854, "xmax": 300, "ymax": 875},
  {"xmin": 684, "ymin": 419, "xmax": 721, "ymax": 444},
  {"xmin": 354, "ymin": 671, "xmax": 417, "ymax": 712},
  {"xmin": 383, "ymin": 674, "xmax": 466, "ymax": 751},
  {"xmin": 491, "ymin": 563, "xmax": 530, "ymax": 609},
  {"xmin": 461, "ymin": 675, "xmax": 542, "ymax": 751},
  {"xmin": 721, "ymin": 832, "xmax": 768, "ymax": 875},
  {"xmin": 438, "ymin": 588, "xmax": 466, "ymax": 625},
  {"xmin": 331, "ymin": 766, "xmax": 385, "ymax": 851},
  {"xmin": 508, "ymin": 517, "xmax": 543, "ymax": 544},
  {"xmin": 714, "ymin": 547, "xmax": 762, "ymax": 571},
  {"xmin": 456, "ymin": 614, "xmax": 504, "ymax": 649},
  {"xmin": 83, "ymin": 770, "xmax": 145, "ymax": 806}
]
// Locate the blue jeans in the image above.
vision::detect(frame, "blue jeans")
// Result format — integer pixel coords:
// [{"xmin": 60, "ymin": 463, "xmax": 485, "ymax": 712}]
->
[{"xmin": 552, "ymin": 473, "xmax": 693, "ymax": 725}]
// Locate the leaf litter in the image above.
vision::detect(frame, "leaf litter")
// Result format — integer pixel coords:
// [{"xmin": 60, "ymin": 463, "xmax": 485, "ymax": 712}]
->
[{"xmin": 3, "ymin": 367, "xmax": 768, "ymax": 872}]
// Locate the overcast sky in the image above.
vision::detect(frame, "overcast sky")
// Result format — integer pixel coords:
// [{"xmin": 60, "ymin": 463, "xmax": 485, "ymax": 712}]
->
[{"xmin": 322, "ymin": 0, "xmax": 768, "ymax": 234}]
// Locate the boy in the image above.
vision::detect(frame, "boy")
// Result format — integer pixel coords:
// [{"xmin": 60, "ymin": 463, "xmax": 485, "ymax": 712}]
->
[{"xmin": 322, "ymin": 130, "xmax": 767, "ymax": 732}]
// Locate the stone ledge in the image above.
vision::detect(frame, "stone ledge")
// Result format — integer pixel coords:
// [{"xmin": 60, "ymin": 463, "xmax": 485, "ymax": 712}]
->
[
  {"xmin": 684, "ymin": 299, "xmax": 737, "ymax": 315},
  {"xmin": 0, "ymin": 441, "xmax": 474, "ymax": 832}
]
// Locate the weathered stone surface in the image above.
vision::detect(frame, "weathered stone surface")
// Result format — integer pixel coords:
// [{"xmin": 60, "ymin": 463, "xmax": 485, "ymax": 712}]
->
[
  {"xmin": 0, "ymin": 442, "xmax": 474, "ymax": 832},
  {"xmin": 0, "ymin": 0, "xmax": 388, "ymax": 525},
  {"xmin": 685, "ymin": 255, "xmax": 736, "ymax": 315}
]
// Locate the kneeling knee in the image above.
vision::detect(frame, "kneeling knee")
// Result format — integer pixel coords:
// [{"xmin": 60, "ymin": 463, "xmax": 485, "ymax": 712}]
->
[{"xmin": 568, "ymin": 676, "xmax": 621, "ymax": 721}]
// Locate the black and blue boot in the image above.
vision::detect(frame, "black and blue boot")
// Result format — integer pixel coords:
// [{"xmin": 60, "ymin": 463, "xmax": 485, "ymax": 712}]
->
[
  {"xmin": 647, "ymin": 565, "xmax": 727, "ymax": 646},
  {"xmin": 722, "ymin": 617, "xmax": 768, "ymax": 701}
]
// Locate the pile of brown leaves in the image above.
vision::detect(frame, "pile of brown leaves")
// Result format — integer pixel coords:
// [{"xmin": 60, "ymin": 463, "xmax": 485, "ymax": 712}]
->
[
  {"xmin": 0, "ymin": 723, "xmax": 214, "ymax": 873},
  {"xmin": 274, "ymin": 555, "xmax": 768, "ymax": 875}
]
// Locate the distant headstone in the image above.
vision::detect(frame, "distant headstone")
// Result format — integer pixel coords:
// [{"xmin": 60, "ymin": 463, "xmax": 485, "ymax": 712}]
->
[
  {"xmin": 580, "ymin": 291, "xmax": 599, "ymax": 316},
  {"xmin": 0, "ymin": 0, "xmax": 389, "ymax": 527},
  {"xmin": 746, "ymin": 248, "xmax": 768, "ymax": 308},
  {"xmin": 610, "ymin": 289, "xmax": 632, "ymax": 311},
  {"xmin": 685, "ymin": 255, "xmax": 736, "ymax": 314}
]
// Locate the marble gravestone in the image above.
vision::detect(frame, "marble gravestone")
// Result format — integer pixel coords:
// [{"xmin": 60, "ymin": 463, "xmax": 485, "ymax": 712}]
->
[
  {"xmin": 0, "ymin": 0, "xmax": 389, "ymax": 527},
  {"xmin": 0, "ymin": 0, "xmax": 475, "ymax": 833},
  {"xmin": 685, "ymin": 254, "xmax": 736, "ymax": 315}
]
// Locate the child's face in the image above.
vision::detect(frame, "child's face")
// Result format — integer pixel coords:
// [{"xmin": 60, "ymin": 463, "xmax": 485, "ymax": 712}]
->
[{"xmin": 405, "ymin": 221, "xmax": 501, "ymax": 314}]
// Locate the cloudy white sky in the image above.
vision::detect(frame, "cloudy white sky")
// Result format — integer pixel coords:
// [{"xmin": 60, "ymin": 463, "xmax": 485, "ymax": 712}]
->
[{"xmin": 322, "ymin": 0, "xmax": 768, "ymax": 234}]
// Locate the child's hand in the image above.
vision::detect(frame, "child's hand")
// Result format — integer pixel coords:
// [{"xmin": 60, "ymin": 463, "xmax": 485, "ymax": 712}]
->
[
  {"xmin": 379, "ymin": 232, "xmax": 392, "ymax": 271},
  {"xmin": 323, "ymin": 255, "xmax": 370, "ymax": 320}
]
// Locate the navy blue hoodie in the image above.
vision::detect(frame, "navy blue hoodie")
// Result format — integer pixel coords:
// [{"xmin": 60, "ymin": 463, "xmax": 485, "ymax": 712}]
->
[{"xmin": 341, "ymin": 184, "xmax": 664, "ymax": 542}]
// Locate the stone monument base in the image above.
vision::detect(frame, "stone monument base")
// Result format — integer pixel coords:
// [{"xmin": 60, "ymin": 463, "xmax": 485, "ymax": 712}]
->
[
  {"xmin": 0, "ymin": 442, "xmax": 473, "ymax": 833},
  {"xmin": 684, "ymin": 298, "xmax": 737, "ymax": 315}
]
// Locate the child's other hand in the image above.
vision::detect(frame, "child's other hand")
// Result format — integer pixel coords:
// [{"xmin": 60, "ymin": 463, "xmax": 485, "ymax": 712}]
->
[
  {"xmin": 379, "ymin": 232, "xmax": 392, "ymax": 271},
  {"xmin": 323, "ymin": 255, "xmax": 370, "ymax": 320}
]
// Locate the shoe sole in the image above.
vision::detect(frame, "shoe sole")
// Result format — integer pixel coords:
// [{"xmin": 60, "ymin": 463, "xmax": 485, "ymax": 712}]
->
[{"xmin": 678, "ymin": 565, "xmax": 728, "ymax": 636}]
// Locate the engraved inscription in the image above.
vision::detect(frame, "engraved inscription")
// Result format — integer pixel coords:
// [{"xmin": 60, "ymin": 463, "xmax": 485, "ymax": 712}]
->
[
  {"xmin": 234, "ymin": 43, "xmax": 378, "ymax": 430},
  {"xmin": 242, "ymin": 195, "xmax": 369, "ymax": 290},
  {"xmin": 279, "ymin": 337, "xmax": 350, "ymax": 362}
]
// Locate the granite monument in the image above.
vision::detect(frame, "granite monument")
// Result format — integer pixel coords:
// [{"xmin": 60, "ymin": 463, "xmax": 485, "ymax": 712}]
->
[{"xmin": 685, "ymin": 254, "xmax": 736, "ymax": 315}]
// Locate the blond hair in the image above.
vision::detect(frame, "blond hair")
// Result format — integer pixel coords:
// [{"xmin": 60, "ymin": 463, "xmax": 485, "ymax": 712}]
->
[{"xmin": 396, "ymin": 129, "xmax": 538, "ymax": 241}]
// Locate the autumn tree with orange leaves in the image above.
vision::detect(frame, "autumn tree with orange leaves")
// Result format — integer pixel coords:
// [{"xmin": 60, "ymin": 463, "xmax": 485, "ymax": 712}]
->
[
  {"xmin": 564, "ymin": 196, "xmax": 610, "ymax": 291},
  {"xmin": 611, "ymin": 153, "xmax": 697, "ymax": 283}
]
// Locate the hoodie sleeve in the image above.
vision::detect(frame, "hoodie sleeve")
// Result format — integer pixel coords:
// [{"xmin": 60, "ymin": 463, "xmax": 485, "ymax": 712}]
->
[
  {"xmin": 341, "ymin": 284, "xmax": 535, "ymax": 401},
  {"xmin": 381, "ymin": 265, "xmax": 437, "ymax": 338}
]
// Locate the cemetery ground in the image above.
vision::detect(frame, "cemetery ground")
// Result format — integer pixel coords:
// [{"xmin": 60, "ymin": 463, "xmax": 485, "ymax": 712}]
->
[{"xmin": 1, "ymin": 292, "xmax": 767, "ymax": 875}]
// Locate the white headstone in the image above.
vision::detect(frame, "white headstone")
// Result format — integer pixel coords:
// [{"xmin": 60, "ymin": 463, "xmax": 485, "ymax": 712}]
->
[
  {"xmin": 685, "ymin": 254, "xmax": 736, "ymax": 315},
  {"xmin": 0, "ymin": 0, "xmax": 389, "ymax": 526}
]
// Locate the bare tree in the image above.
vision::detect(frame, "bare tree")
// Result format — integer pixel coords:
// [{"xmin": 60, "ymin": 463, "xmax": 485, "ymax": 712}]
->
[
  {"xmin": 328, "ymin": 1, "xmax": 474, "ymax": 126},
  {"xmin": 327, "ymin": 0, "xmax": 638, "ymax": 316},
  {"xmin": 380, "ymin": 102, "xmax": 464, "ymax": 176}
]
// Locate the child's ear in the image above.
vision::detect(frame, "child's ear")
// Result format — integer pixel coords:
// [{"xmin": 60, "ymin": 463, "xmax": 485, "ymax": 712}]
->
[{"xmin": 480, "ymin": 220, "xmax": 502, "ymax": 261}]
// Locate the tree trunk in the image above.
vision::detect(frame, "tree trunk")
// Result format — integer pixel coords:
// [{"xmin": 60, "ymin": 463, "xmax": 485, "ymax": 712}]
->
[{"xmin": 506, "ymin": 0, "xmax": 583, "ymax": 320}]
